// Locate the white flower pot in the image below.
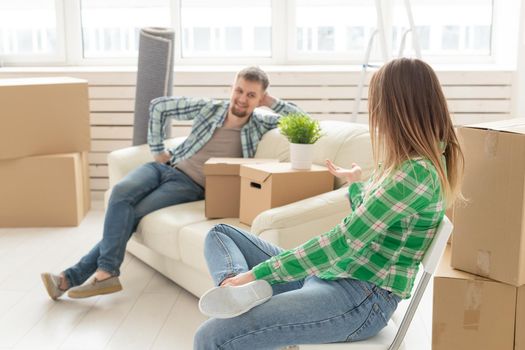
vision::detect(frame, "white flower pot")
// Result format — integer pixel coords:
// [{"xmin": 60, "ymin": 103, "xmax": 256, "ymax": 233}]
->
[{"xmin": 290, "ymin": 143, "xmax": 314, "ymax": 170}]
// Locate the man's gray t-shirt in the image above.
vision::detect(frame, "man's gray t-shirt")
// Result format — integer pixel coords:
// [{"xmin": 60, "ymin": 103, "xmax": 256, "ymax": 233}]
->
[{"xmin": 175, "ymin": 127, "xmax": 242, "ymax": 187}]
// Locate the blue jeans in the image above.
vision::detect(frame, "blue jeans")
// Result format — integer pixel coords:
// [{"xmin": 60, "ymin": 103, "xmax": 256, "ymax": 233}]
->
[
  {"xmin": 194, "ymin": 224, "xmax": 401, "ymax": 350},
  {"xmin": 64, "ymin": 162, "xmax": 204, "ymax": 287}
]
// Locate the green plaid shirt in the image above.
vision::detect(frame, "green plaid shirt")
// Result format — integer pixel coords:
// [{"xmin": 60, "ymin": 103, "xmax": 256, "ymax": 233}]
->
[
  {"xmin": 147, "ymin": 97, "xmax": 302, "ymax": 162},
  {"xmin": 252, "ymin": 158, "xmax": 445, "ymax": 299}
]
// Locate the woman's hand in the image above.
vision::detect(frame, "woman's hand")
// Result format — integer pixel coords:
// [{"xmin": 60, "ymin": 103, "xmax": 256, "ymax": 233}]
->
[
  {"xmin": 220, "ymin": 271, "xmax": 255, "ymax": 287},
  {"xmin": 325, "ymin": 159, "xmax": 362, "ymax": 184}
]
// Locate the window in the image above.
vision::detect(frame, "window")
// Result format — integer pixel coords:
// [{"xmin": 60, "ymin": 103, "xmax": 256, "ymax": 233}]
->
[
  {"xmin": 347, "ymin": 27, "xmax": 366, "ymax": 51},
  {"xmin": 193, "ymin": 28, "xmax": 211, "ymax": 52},
  {"xmin": 254, "ymin": 26, "xmax": 271, "ymax": 52},
  {"xmin": 80, "ymin": 0, "xmax": 170, "ymax": 58},
  {"xmin": 0, "ymin": 0, "xmax": 61, "ymax": 63},
  {"xmin": 292, "ymin": 0, "xmax": 376, "ymax": 59},
  {"xmin": 392, "ymin": 0, "xmax": 493, "ymax": 57},
  {"xmin": 180, "ymin": 0, "xmax": 271, "ymax": 58},
  {"xmin": 0, "ymin": 0, "xmax": 517, "ymax": 66}
]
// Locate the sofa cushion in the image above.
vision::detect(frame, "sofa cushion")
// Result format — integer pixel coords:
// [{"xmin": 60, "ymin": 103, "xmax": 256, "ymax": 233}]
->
[
  {"xmin": 178, "ymin": 219, "xmax": 251, "ymax": 275},
  {"xmin": 333, "ymin": 131, "xmax": 374, "ymax": 185},
  {"xmin": 311, "ymin": 121, "xmax": 369, "ymax": 186},
  {"xmin": 254, "ymin": 128, "xmax": 290, "ymax": 161},
  {"xmin": 255, "ymin": 121, "xmax": 372, "ymax": 188},
  {"xmin": 133, "ymin": 200, "xmax": 208, "ymax": 261}
]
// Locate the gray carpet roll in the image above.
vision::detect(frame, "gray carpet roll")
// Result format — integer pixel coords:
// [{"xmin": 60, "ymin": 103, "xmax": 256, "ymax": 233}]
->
[{"xmin": 133, "ymin": 27, "xmax": 175, "ymax": 146}]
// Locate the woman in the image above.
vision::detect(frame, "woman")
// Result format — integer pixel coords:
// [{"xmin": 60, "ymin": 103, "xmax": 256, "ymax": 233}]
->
[{"xmin": 193, "ymin": 58, "xmax": 464, "ymax": 349}]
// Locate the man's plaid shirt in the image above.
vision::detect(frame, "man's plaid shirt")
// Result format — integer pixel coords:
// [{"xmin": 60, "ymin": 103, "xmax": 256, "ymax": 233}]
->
[
  {"xmin": 252, "ymin": 158, "xmax": 445, "ymax": 299},
  {"xmin": 147, "ymin": 96, "xmax": 303, "ymax": 162}
]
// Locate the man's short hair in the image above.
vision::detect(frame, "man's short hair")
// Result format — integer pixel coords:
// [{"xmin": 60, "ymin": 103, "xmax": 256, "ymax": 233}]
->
[{"xmin": 237, "ymin": 66, "xmax": 269, "ymax": 91}]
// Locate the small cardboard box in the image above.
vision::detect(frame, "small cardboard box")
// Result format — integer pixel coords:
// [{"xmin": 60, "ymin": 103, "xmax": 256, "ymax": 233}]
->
[
  {"xmin": 0, "ymin": 152, "xmax": 90, "ymax": 227},
  {"xmin": 239, "ymin": 162, "xmax": 334, "ymax": 225},
  {"xmin": 451, "ymin": 119, "xmax": 525, "ymax": 286},
  {"xmin": 433, "ymin": 247, "xmax": 520, "ymax": 350},
  {"xmin": 203, "ymin": 158, "xmax": 279, "ymax": 219},
  {"xmin": 0, "ymin": 77, "xmax": 90, "ymax": 160}
]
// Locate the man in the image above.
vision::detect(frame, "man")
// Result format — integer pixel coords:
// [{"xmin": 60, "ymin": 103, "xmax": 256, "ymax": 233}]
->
[{"xmin": 41, "ymin": 66, "xmax": 305, "ymax": 300}]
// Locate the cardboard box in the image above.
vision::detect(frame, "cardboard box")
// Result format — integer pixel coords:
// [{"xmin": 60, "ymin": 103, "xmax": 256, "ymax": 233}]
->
[
  {"xmin": 203, "ymin": 158, "xmax": 279, "ymax": 219},
  {"xmin": 452, "ymin": 119, "xmax": 525, "ymax": 286},
  {"xmin": 239, "ymin": 162, "xmax": 334, "ymax": 225},
  {"xmin": 0, "ymin": 152, "xmax": 90, "ymax": 227},
  {"xmin": 0, "ymin": 77, "xmax": 90, "ymax": 160},
  {"xmin": 433, "ymin": 246, "xmax": 520, "ymax": 350},
  {"xmin": 517, "ymin": 286, "xmax": 525, "ymax": 350}
]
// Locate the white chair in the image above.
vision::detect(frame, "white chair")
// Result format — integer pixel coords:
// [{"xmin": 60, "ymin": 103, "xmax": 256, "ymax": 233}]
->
[{"xmin": 296, "ymin": 216, "xmax": 453, "ymax": 350}]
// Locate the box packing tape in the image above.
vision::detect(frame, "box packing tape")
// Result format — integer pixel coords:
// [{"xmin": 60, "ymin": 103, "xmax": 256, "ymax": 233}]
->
[
  {"xmin": 463, "ymin": 280, "xmax": 483, "ymax": 331},
  {"xmin": 484, "ymin": 131, "xmax": 498, "ymax": 157},
  {"xmin": 476, "ymin": 249, "xmax": 491, "ymax": 277}
]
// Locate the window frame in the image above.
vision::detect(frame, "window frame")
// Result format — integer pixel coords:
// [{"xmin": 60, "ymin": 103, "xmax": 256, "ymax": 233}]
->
[{"xmin": 0, "ymin": 0, "xmax": 519, "ymax": 67}]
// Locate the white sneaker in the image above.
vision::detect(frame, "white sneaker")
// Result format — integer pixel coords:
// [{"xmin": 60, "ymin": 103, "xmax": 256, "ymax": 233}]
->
[{"xmin": 198, "ymin": 280, "xmax": 273, "ymax": 319}]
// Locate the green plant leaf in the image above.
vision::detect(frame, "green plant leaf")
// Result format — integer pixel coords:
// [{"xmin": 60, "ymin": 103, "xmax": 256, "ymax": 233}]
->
[{"xmin": 277, "ymin": 113, "xmax": 323, "ymax": 144}]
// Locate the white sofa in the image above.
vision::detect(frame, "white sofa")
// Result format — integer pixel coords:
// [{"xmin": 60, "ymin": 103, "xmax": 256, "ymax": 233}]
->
[{"xmin": 106, "ymin": 121, "xmax": 373, "ymax": 297}]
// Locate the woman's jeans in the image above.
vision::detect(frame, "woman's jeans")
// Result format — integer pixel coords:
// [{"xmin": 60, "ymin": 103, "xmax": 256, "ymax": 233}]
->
[
  {"xmin": 194, "ymin": 224, "xmax": 401, "ymax": 350},
  {"xmin": 64, "ymin": 162, "xmax": 204, "ymax": 287}
]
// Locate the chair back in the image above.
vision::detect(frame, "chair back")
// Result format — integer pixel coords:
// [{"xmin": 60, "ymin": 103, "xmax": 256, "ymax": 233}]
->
[
  {"xmin": 421, "ymin": 216, "xmax": 454, "ymax": 274},
  {"xmin": 387, "ymin": 215, "xmax": 453, "ymax": 350}
]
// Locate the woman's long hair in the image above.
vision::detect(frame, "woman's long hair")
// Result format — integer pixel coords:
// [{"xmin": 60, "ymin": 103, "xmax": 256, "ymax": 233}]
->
[{"xmin": 367, "ymin": 58, "xmax": 464, "ymax": 207}]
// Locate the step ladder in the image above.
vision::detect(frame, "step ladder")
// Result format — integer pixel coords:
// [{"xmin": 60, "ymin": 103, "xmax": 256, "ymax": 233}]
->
[{"xmin": 351, "ymin": 0, "xmax": 422, "ymax": 122}]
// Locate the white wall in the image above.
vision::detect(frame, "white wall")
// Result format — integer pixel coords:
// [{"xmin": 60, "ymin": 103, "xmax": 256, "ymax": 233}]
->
[{"xmin": 0, "ymin": 67, "xmax": 514, "ymax": 200}]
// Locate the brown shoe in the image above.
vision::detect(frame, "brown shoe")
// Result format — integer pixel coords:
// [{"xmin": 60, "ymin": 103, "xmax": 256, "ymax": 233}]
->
[
  {"xmin": 41, "ymin": 273, "xmax": 68, "ymax": 301},
  {"xmin": 67, "ymin": 276, "xmax": 122, "ymax": 299}
]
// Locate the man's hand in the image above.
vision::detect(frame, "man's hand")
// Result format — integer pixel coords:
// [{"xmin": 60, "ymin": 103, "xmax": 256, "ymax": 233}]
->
[
  {"xmin": 326, "ymin": 159, "xmax": 362, "ymax": 185},
  {"xmin": 259, "ymin": 93, "xmax": 276, "ymax": 108},
  {"xmin": 220, "ymin": 271, "xmax": 255, "ymax": 287},
  {"xmin": 154, "ymin": 151, "xmax": 171, "ymax": 164}
]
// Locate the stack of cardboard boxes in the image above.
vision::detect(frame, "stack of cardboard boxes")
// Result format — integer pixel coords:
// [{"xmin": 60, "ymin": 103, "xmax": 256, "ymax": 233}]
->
[
  {"xmin": 433, "ymin": 120, "xmax": 525, "ymax": 350},
  {"xmin": 0, "ymin": 77, "xmax": 91, "ymax": 227},
  {"xmin": 204, "ymin": 158, "xmax": 334, "ymax": 224}
]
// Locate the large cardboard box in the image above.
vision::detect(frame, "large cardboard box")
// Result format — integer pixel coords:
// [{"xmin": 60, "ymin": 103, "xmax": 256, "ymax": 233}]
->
[
  {"xmin": 452, "ymin": 119, "xmax": 525, "ymax": 286},
  {"xmin": 203, "ymin": 158, "xmax": 279, "ymax": 219},
  {"xmin": 0, "ymin": 77, "xmax": 90, "ymax": 160},
  {"xmin": 433, "ymin": 247, "xmax": 520, "ymax": 350},
  {"xmin": 239, "ymin": 162, "xmax": 334, "ymax": 225},
  {"xmin": 0, "ymin": 152, "xmax": 90, "ymax": 227}
]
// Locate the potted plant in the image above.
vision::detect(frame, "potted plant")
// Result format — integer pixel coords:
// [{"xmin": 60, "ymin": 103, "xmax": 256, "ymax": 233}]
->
[{"xmin": 278, "ymin": 113, "xmax": 323, "ymax": 170}]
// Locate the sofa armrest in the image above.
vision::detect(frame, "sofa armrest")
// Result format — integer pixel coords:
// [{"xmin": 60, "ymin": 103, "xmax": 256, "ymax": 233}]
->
[
  {"xmin": 250, "ymin": 186, "xmax": 350, "ymax": 249},
  {"xmin": 107, "ymin": 137, "xmax": 186, "ymax": 187}
]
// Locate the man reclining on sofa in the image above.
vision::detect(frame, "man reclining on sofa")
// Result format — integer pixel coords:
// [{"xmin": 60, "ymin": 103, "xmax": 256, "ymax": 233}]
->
[{"xmin": 41, "ymin": 66, "xmax": 305, "ymax": 300}]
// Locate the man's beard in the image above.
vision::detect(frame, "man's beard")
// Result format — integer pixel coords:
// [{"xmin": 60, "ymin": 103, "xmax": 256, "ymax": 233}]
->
[{"xmin": 230, "ymin": 105, "xmax": 250, "ymax": 118}]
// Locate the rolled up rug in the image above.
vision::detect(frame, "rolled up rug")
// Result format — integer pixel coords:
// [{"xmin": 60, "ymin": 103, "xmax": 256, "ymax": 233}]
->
[{"xmin": 133, "ymin": 27, "xmax": 175, "ymax": 146}]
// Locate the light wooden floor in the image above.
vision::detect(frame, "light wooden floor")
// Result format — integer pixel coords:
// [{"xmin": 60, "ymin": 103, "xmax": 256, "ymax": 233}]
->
[{"xmin": 0, "ymin": 204, "xmax": 433, "ymax": 350}]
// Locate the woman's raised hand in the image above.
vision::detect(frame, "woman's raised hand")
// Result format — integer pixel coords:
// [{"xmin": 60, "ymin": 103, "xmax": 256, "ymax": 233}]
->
[{"xmin": 325, "ymin": 159, "xmax": 362, "ymax": 185}]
